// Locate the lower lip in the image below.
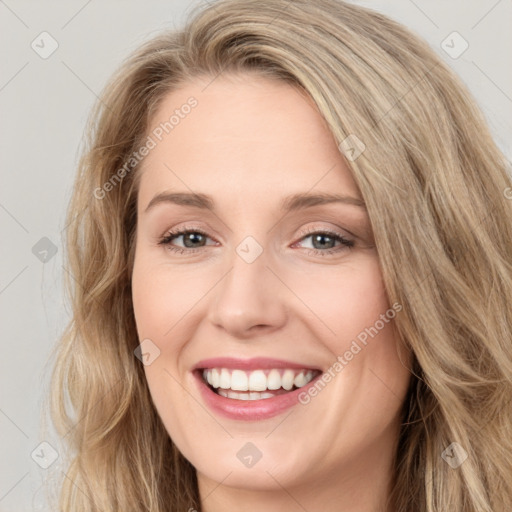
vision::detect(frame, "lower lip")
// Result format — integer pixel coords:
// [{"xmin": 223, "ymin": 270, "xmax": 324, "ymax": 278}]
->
[{"xmin": 193, "ymin": 370, "xmax": 322, "ymax": 421}]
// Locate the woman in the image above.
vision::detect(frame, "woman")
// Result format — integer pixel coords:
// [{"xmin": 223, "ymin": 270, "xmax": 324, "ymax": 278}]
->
[{"xmin": 49, "ymin": 0, "xmax": 512, "ymax": 510}]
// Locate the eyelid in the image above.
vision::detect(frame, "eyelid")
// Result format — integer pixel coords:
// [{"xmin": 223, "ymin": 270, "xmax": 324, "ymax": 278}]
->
[
  {"xmin": 291, "ymin": 225, "xmax": 355, "ymax": 253},
  {"xmin": 293, "ymin": 224, "xmax": 352, "ymax": 241},
  {"xmin": 159, "ymin": 222, "xmax": 219, "ymax": 241},
  {"xmin": 158, "ymin": 223, "xmax": 351, "ymax": 244},
  {"xmin": 158, "ymin": 225, "xmax": 217, "ymax": 246},
  {"xmin": 158, "ymin": 222, "xmax": 355, "ymax": 257}
]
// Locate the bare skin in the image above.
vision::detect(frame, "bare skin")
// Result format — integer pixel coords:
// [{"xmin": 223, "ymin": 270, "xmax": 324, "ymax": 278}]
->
[{"xmin": 131, "ymin": 72, "xmax": 412, "ymax": 512}]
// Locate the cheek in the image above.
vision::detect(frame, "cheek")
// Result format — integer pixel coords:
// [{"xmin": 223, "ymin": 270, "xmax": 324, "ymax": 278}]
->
[
  {"xmin": 290, "ymin": 254, "xmax": 390, "ymax": 344},
  {"xmin": 131, "ymin": 254, "xmax": 196, "ymax": 438},
  {"xmin": 131, "ymin": 251, "xmax": 205, "ymax": 339},
  {"xmin": 132, "ymin": 247, "xmax": 390, "ymax": 354}
]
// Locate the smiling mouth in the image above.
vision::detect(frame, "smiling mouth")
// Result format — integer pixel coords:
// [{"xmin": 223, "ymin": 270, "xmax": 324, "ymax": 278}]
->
[{"xmin": 200, "ymin": 367, "xmax": 322, "ymax": 400}]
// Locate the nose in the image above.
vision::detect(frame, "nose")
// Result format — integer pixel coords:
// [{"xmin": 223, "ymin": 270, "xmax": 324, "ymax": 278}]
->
[{"xmin": 207, "ymin": 245, "xmax": 288, "ymax": 339}]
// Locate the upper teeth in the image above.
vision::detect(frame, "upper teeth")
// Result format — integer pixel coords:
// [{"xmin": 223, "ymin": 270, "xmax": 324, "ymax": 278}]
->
[{"xmin": 202, "ymin": 368, "xmax": 317, "ymax": 391}]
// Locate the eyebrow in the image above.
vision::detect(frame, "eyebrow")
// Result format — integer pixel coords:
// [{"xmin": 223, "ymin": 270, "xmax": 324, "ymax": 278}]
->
[{"xmin": 144, "ymin": 191, "xmax": 366, "ymax": 213}]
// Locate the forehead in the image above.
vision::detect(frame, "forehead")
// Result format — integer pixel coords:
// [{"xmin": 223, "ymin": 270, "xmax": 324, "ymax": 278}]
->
[{"xmin": 137, "ymin": 73, "xmax": 361, "ymax": 210}]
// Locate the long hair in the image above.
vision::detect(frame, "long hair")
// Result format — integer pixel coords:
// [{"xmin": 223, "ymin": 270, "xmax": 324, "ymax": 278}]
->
[{"xmin": 47, "ymin": 0, "xmax": 512, "ymax": 510}]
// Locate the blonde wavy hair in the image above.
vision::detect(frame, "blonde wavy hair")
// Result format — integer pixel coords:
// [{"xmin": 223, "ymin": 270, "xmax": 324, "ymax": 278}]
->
[{"xmin": 47, "ymin": 0, "xmax": 512, "ymax": 510}]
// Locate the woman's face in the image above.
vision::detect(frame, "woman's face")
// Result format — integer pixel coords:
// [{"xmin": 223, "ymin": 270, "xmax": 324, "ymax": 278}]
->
[{"xmin": 132, "ymin": 73, "xmax": 411, "ymax": 495}]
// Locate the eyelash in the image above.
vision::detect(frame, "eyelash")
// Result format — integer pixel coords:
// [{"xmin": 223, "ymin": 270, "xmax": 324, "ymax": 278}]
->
[{"xmin": 158, "ymin": 225, "xmax": 355, "ymax": 257}]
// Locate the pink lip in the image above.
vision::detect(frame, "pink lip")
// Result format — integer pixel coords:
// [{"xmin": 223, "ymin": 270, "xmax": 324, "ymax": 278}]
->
[
  {"xmin": 192, "ymin": 357, "xmax": 321, "ymax": 371},
  {"xmin": 192, "ymin": 358, "xmax": 323, "ymax": 421}
]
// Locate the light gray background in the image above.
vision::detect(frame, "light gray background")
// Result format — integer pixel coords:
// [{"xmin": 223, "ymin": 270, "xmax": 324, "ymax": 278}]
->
[{"xmin": 1, "ymin": 0, "xmax": 511, "ymax": 510}]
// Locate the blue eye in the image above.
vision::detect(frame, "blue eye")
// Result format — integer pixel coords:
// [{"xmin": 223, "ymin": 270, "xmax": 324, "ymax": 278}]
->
[
  {"xmin": 158, "ymin": 227, "xmax": 354, "ymax": 256},
  {"xmin": 158, "ymin": 228, "xmax": 214, "ymax": 254},
  {"xmin": 295, "ymin": 229, "xmax": 354, "ymax": 256}
]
